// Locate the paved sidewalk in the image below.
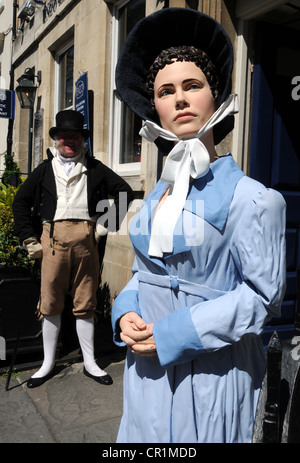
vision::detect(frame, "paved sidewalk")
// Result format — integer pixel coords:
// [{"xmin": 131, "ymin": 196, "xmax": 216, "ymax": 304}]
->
[{"xmin": 0, "ymin": 353, "xmax": 125, "ymax": 443}]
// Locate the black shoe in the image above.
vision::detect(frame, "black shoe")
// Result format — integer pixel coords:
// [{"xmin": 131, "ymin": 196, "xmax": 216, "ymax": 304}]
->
[
  {"xmin": 83, "ymin": 367, "xmax": 113, "ymax": 385},
  {"xmin": 27, "ymin": 366, "xmax": 56, "ymax": 389}
]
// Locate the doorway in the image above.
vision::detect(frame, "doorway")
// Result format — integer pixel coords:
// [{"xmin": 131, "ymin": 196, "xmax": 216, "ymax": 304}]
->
[{"xmin": 249, "ymin": 21, "xmax": 300, "ymax": 341}]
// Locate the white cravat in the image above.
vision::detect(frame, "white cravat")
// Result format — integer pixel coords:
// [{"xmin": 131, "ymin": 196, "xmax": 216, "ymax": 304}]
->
[
  {"xmin": 139, "ymin": 94, "xmax": 239, "ymax": 257},
  {"xmin": 56, "ymin": 151, "xmax": 83, "ymax": 177}
]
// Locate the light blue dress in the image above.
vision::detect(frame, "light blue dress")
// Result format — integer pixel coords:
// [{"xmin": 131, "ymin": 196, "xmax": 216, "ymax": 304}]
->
[{"xmin": 112, "ymin": 154, "xmax": 286, "ymax": 443}]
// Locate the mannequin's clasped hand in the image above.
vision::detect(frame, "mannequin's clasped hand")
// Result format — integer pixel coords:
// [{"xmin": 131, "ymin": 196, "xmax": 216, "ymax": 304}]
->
[{"xmin": 119, "ymin": 311, "xmax": 157, "ymax": 356}]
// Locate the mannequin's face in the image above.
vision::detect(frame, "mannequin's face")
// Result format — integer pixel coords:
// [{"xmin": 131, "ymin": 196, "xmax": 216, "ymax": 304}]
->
[
  {"xmin": 154, "ymin": 60, "xmax": 215, "ymax": 139},
  {"xmin": 56, "ymin": 130, "xmax": 85, "ymax": 158}
]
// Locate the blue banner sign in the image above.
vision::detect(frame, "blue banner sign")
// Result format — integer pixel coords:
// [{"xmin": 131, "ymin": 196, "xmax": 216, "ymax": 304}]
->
[
  {"xmin": 75, "ymin": 72, "xmax": 91, "ymax": 153},
  {"xmin": 0, "ymin": 89, "xmax": 15, "ymax": 119}
]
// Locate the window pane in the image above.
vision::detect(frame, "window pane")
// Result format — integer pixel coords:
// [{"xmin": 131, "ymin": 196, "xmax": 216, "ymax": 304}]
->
[
  {"xmin": 119, "ymin": 0, "xmax": 145, "ymax": 164},
  {"xmin": 59, "ymin": 45, "xmax": 74, "ymax": 110},
  {"xmin": 120, "ymin": 105, "xmax": 142, "ymax": 163}
]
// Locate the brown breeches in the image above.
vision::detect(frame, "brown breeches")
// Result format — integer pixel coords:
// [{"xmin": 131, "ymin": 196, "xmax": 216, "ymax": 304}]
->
[{"xmin": 39, "ymin": 220, "xmax": 100, "ymax": 319}]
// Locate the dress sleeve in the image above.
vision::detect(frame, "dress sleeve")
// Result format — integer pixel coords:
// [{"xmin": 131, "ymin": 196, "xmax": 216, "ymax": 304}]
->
[
  {"xmin": 153, "ymin": 188, "xmax": 286, "ymax": 367},
  {"xmin": 111, "ymin": 259, "xmax": 141, "ymax": 345}
]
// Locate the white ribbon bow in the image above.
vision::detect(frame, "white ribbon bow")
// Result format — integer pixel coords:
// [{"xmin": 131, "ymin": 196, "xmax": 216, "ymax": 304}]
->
[{"xmin": 139, "ymin": 94, "xmax": 239, "ymax": 257}]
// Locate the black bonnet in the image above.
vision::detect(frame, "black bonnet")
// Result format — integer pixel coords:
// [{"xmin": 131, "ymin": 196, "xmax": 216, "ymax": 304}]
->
[{"xmin": 116, "ymin": 8, "xmax": 235, "ymax": 150}]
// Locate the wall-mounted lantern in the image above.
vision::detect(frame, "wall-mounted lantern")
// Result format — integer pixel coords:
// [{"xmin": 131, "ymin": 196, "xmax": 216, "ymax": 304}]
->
[
  {"xmin": 15, "ymin": 67, "xmax": 41, "ymax": 109},
  {"xmin": 15, "ymin": 67, "xmax": 41, "ymax": 173}
]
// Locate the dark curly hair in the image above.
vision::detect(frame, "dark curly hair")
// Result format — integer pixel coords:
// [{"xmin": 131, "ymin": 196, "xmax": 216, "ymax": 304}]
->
[{"xmin": 146, "ymin": 46, "xmax": 220, "ymax": 108}]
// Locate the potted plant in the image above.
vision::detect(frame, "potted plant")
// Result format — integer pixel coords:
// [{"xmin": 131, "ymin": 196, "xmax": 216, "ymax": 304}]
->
[
  {"xmin": 1, "ymin": 152, "xmax": 21, "ymax": 188},
  {"xmin": 0, "ymin": 181, "xmax": 36, "ymax": 274}
]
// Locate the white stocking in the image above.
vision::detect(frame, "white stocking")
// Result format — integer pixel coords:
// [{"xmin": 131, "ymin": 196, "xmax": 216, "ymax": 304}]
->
[
  {"xmin": 76, "ymin": 317, "xmax": 107, "ymax": 377},
  {"xmin": 32, "ymin": 314, "xmax": 61, "ymax": 378}
]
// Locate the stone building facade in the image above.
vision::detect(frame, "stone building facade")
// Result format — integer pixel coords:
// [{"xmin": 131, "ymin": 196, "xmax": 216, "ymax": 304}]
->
[{"xmin": 1, "ymin": 0, "xmax": 299, "ymax": 314}]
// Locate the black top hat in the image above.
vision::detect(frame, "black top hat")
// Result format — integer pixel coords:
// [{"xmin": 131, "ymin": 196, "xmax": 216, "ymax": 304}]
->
[
  {"xmin": 49, "ymin": 110, "xmax": 90, "ymax": 140},
  {"xmin": 116, "ymin": 8, "xmax": 234, "ymax": 149}
]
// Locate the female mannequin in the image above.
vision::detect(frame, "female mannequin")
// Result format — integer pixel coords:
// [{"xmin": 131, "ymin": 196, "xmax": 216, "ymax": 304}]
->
[{"xmin": 112, "ymin": 8, "xmax": 286, "ymax": 443}]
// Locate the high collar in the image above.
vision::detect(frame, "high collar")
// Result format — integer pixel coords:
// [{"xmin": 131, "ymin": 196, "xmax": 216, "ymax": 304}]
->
[
  {"xmin": 186, "ymin": 153, "xmax": 244, "ymax": 230},
  {"xmin": 47, "ymin": 147, "xmax": 90, "ymax": 161},
  {"xmin": 129, "ymin": 154, "xmax": 244, "ymax": 267}
]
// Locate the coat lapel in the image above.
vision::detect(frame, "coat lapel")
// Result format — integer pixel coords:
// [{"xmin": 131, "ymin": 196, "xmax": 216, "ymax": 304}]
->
[{"xmin": 185, "ymin": 154, "xmax": 244, "ymax": 232}]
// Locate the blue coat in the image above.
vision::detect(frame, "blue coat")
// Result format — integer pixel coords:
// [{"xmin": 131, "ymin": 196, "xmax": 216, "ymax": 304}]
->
[{"xmin": 112, "ymin": 155, "xmax": 286, "ymax": 443}]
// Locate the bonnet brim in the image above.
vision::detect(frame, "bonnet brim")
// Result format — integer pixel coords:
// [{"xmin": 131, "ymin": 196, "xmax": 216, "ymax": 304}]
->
[{"xmin": 116, "ymin": 7, "xmax": 234, "ymax": 149}]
